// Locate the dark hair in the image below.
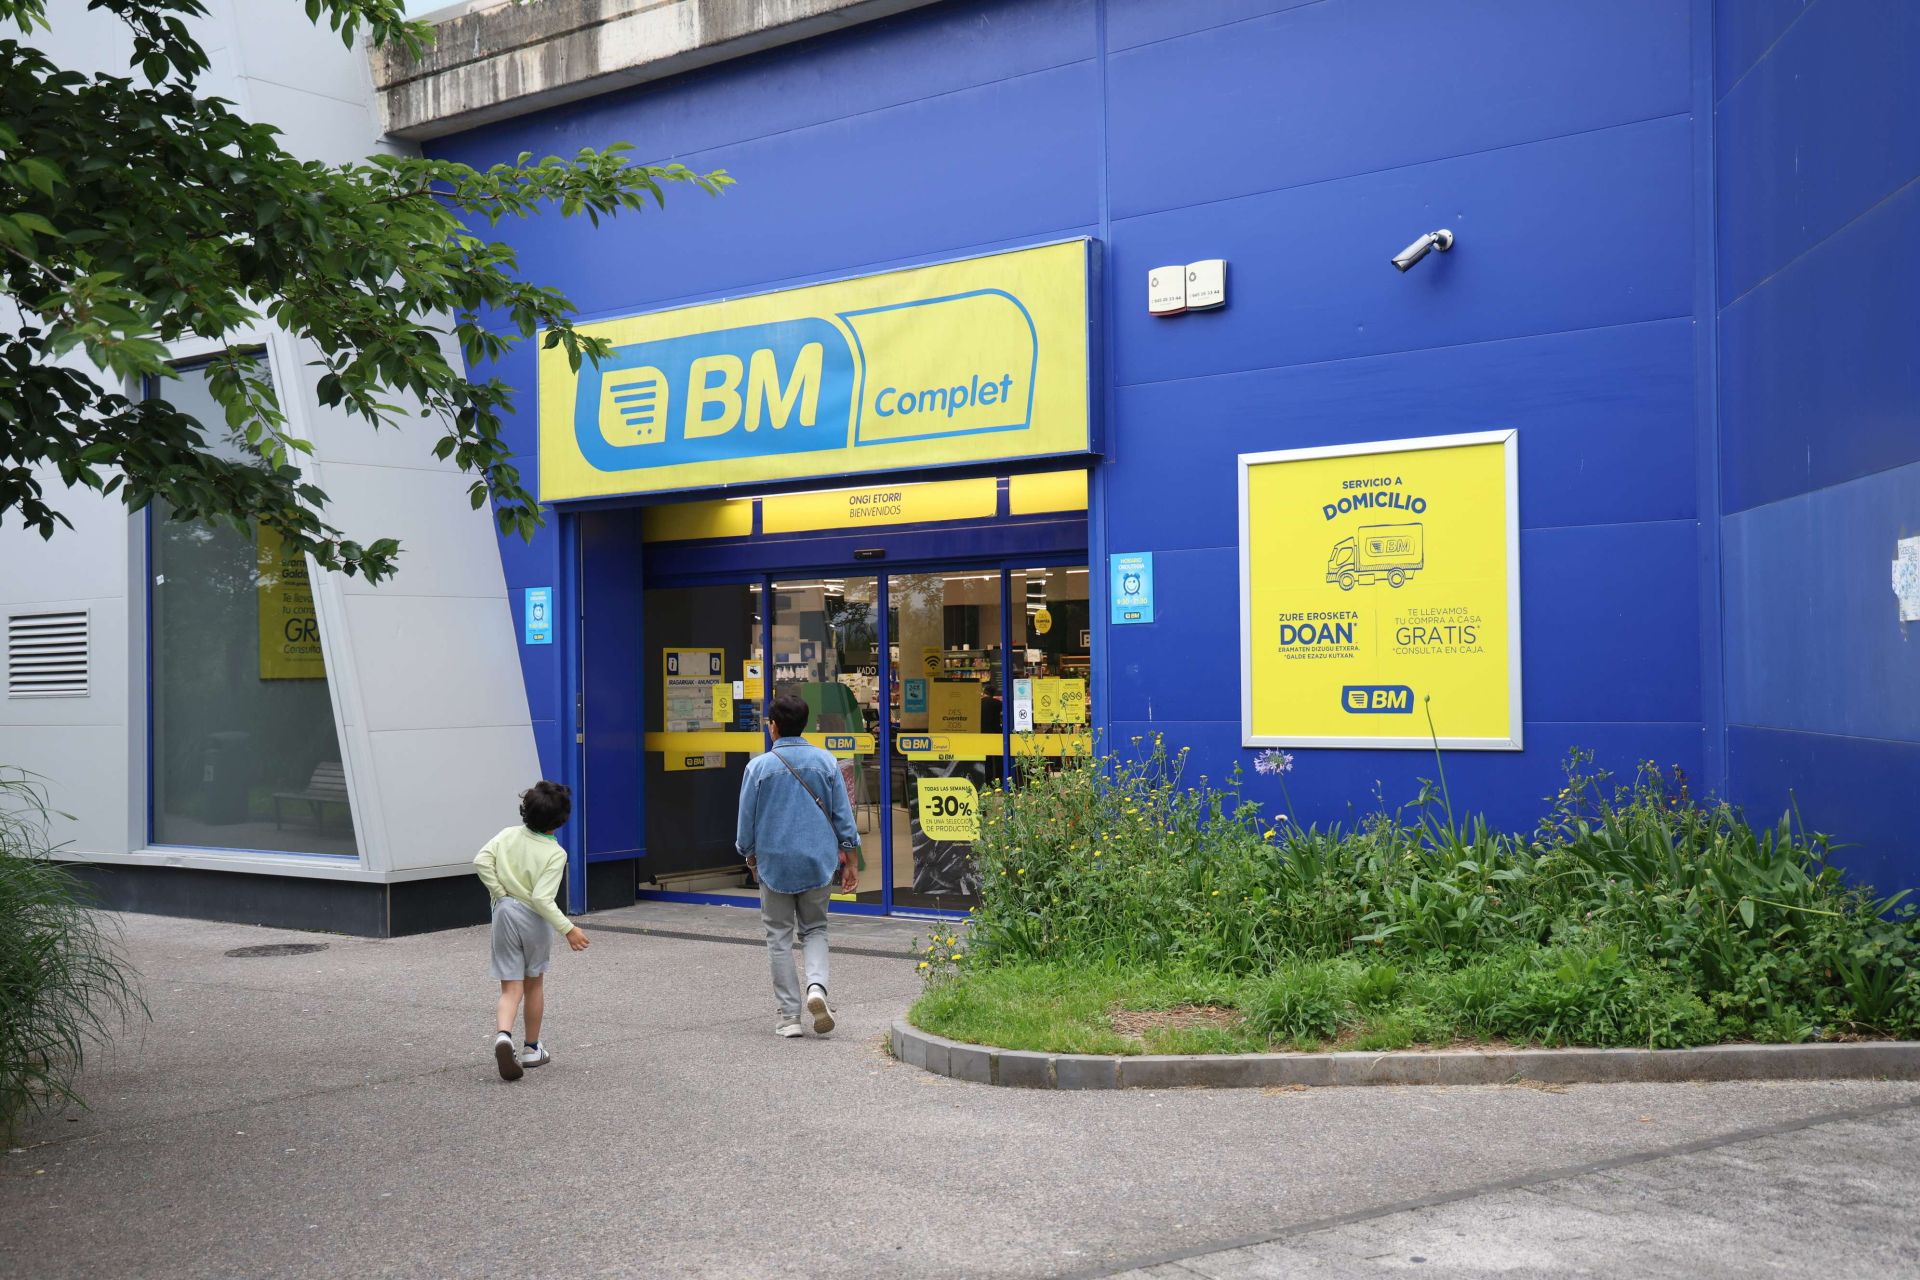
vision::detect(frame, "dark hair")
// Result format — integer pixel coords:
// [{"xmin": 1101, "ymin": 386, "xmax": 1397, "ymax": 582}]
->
[
  {"xmin": 769, "ymin": 691, "xmax": 810, "ymax": 737},
  {"xmin": 519, "ymin": 780, "xmax": 572, "ymax": 833}
]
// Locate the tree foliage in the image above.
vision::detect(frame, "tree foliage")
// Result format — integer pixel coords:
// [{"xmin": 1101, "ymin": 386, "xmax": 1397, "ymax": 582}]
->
[{"xmin": 0, "ymin": 0, "xmax": 730, "ymax": 581}]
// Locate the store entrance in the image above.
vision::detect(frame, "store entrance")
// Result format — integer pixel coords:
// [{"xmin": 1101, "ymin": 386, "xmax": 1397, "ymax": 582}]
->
[{"xmin": 639, "ymin": 561, "xmax": 1091, "ymax": 916}]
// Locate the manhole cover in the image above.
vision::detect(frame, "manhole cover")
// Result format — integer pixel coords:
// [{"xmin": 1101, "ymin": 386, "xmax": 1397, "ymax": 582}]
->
[{"xmin": 224, "ymin": 943, "xmax": 329, "ymax": 958}]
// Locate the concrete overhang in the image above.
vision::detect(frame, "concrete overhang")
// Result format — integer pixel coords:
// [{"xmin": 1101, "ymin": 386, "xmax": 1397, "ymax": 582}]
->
[{"xmin": 372, "ymin": 0, "xmax": 950, "ymax": 140}]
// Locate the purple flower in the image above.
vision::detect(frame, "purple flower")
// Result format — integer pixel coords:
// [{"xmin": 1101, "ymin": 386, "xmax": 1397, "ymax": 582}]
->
[{"xmin": 1253, "ymin": 749, "xmax": 1294, "ymax": 777}]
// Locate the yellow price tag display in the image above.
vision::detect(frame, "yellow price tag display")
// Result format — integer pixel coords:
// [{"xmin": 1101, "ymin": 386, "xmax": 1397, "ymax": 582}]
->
[{"xmin": 916, "ymin": 778, "xmax": 980, "ymax": 842}]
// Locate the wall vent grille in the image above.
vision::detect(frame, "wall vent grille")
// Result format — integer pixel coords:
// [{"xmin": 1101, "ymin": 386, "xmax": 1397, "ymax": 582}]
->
[{"xmin": 6, "ymin": 610, "xmax": 89, "ymax": 698}]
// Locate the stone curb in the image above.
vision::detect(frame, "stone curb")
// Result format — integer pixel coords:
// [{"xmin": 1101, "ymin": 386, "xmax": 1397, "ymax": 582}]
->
[{"xmin": 889, "ymin": 1019, "xmax": 1920, "ymax": 1090}]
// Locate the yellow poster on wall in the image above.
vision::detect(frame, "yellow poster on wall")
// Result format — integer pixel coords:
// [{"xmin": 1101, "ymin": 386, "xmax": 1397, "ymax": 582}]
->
[
  {"xmin": 538, "ymin": 240, "xmax": 1092, "ymax": 501},
  {"xmin": 256, "ymin": 525, "xmax": 324, "ymax": 680},
  {"xmin": 1239, "ymin": 431, "xmax": 1521, "ymax": 750}
]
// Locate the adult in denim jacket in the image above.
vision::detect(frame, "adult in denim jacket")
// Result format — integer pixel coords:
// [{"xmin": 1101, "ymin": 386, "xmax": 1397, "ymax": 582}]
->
[{"xmin": 736, "ymin": 690, "xmax": 860, "ymax": 1037}]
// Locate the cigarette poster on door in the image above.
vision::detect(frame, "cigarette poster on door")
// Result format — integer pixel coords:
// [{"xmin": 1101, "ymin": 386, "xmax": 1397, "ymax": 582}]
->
[{"xmin": 1239, "ymin": 430, "xmax": 1520, "ymax": 749}]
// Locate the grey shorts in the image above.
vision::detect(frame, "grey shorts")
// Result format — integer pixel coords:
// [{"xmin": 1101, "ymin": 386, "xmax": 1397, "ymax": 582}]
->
[{"xmin": 489, "ymin": 898, "xmax": 553, "ymax": 980}]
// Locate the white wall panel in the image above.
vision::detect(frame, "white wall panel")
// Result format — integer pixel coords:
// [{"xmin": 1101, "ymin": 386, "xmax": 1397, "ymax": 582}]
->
[
  {"xmin": 335, "ymin": 593, "xmax": 529, "ymax": 734},
  {"xmin": 0, "ymin": 725, "xmax": 131, "ymax": 857},
  {"xmin": 0, "ymin": 477, "xmax": 131, "ymax": 607},
  {"xmin": 320, "ymin": 463, "xmax": 515, "ymax": 601},
  {"xmin": 367, "ymin": 725, "xmax": 541, "ymax": 874}
]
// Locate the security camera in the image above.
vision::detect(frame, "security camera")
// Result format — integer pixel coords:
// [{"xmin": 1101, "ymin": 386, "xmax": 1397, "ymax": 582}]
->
[{"xmin": 1391, "ymin": 229, "xmax": 1455, "ymax": 272}]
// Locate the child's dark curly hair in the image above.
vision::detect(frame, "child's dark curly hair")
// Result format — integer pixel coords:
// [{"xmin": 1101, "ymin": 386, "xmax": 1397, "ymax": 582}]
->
[{"xmin": 519, "ymin": 780, "xmax": 572, "ymax": 834}]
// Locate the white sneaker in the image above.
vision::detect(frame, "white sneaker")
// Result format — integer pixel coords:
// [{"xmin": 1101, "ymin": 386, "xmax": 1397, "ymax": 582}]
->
[
  {"xmin": 521, "ymin": 1042, "xmax": 551, "ymax": 1068},
  {"xmin": 493, "ymin": 1031, "xmax": 523, "ymax": 1081},
  {"xmin": 775, "ymin": 1019, "xmax": 803, "ymax": 1039},
  {"xmin": 806, "ymin": 984, "xmax": 835, "ymax": 1035}
]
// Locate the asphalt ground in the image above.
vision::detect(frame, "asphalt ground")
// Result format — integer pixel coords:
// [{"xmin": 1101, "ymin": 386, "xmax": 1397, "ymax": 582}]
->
[{"xmin": 2, "ymin": 902, "xmax": 1915, "ymax": 1279}]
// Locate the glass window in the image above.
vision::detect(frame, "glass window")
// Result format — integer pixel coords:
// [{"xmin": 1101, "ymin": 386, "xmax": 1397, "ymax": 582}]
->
[
  {"xmin": 640, "ymin": 582, "xmax": 764, "ymax": 893},
  {"xmin": 148, "ymin": 357, "xmax": 357, "ymax": 855},
  {"xmin": 887, "ymin": 570, "xmax": 1005, "ymax": 912}
]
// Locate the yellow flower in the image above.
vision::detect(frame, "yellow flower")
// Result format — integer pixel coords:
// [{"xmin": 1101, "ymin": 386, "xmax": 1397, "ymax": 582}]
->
[
  {"xmin": 951, "ymin": 951, "xmax": 963, "ymax": 960},
  {"xmin": 1263, "ymin": 829, "xmax": 1275, "ymax": 840},
  {"xmin": 917, "ymin": 961, "xmax": 929, "ymax": 970},
  {"xmin": 1093, "ymin": 851, "xmax": 1101, "ymax": 858},
  {"xmin": 1211, "ymin": 889, "xmax": 1221, "ymax": 897},
  {"xmin": 1016, "ymin": 868, "xmax": 1026, "ymax": 876}
]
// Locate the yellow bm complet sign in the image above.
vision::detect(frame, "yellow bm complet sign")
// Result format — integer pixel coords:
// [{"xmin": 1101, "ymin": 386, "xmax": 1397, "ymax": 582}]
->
[
  {"xmin": 1239, "ymin": 431, "xmax": 1522, "ymax": 750},
  {"xmin": 538, "ymin": 241, "xmax": 1092, "ymax": 500}
]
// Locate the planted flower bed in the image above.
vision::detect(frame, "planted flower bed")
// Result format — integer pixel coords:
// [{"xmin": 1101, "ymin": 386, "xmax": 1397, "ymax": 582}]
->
[{"xmin": 908, "ymin": 739, "xmax": 1920, "ymax": 1055}]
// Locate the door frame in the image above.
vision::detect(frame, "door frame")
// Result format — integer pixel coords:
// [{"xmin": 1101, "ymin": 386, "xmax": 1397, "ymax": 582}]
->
[{"xmin": 636, "ymin": 547, "xmax": 1087, "ymax": 919}]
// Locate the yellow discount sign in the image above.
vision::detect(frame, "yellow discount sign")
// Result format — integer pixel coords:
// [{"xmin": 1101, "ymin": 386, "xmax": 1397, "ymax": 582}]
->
[
  {"xmin": 1239, "ymin": 431, "xmax": 1521, "ymax": 750},
  {"xmin": 916, "ymin": 778, "xmax": 980, "ymax": 842}
]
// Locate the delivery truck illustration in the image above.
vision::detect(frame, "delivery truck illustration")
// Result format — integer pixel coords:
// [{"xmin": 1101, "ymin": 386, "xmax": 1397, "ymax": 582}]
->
[{"xmin": 1327, "ymin": 524, "xmax": 1423, "ymax": 590}]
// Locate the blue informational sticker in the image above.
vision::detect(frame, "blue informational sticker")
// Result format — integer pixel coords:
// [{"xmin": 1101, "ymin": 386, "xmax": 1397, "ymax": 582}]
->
[
  {"xmin": 903, "ymin": 678, "xmax": 928, "ymax": 714},
  {"xmin": 524, "ymin": 587, "xmax": 553, "ymax": 645},
  {"xmin": 1110, "ymin": 552, "xmax": 1154, "ymax": 624}
]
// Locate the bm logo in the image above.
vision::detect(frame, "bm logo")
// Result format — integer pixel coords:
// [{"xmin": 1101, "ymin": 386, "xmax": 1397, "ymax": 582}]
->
[
  {"xmin": 576, "ymin": 320, "xmax": 856, "ymax": 472},
  {"xmin": 1342, "ymin": 684, "xmax": 1413, "ymax": 714}
]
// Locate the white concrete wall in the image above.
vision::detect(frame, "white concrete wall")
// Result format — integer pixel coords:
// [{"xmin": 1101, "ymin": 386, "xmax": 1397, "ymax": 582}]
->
[{"xmin": 0, "ymin": 1, "xmax": 537, "ymax": 883}]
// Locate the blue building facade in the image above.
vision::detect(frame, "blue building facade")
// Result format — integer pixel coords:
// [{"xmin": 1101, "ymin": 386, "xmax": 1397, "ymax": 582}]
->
[{"xmin": 422, "ymin": 0, "xmax": 1917, "ymax": 916}]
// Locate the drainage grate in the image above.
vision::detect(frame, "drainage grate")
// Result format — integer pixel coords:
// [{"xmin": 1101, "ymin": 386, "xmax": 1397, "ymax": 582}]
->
[{"xmin": 225, "ymin": 943, "xmax": 329, "ymax": 958}]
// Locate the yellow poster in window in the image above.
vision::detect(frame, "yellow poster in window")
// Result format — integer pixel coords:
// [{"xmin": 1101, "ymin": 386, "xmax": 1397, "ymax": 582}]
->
[
  {"xmin": 1056, "ymin": 678, "xmax": 1087, "ymax": 724},
  {"xmin": 256, "ymin": 525, "xmax": 324, "ymax": 680},
  {"xmin": 1240, "ymin": 431, "xmax": 1521, "ymax": 749},
  {"xmin": 1032, "ymin": 677, "xmax": 1062, "ymax": 724},
  {"xmin": 917, "ymin": 778, "xmax": 980, "ymax": 842},
  {"xmin": 927, "ymin": 680, "xmax": 982, "ymax": 733}
]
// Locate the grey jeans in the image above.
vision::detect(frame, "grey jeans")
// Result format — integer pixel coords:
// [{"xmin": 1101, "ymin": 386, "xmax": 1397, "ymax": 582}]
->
[{"xmin": 760, "ymin": 884, "xmax": 831, "ymax": 1019}]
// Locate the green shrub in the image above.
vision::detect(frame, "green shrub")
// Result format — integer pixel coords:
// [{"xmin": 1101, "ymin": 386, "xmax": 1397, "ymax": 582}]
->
[
  {"xmin": 1244, "ymin": 962, "xmax": 1352, "ymax": 1045},
  {"xmin": 0, "ymin": 771, "xmax": 145, "ymax": 1141},
  {"xmin": 933, "ymin": 735, "xmax": 1920, "ymax": 1053}
]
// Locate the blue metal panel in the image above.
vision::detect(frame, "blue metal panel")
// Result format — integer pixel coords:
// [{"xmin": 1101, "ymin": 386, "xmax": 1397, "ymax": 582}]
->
[
  {"xmin": 1106, "ymin": 546, "xmax": 1238, "ymax": 725},
  {"xmin": 428, "ymin": 65, "xmax": 1102, "ymax": 324},
  {"xmin": 1727, "ymin": 726, "xmax": 1920, "ymax": 893},
  {"xmin": 1517, "ymin": 522, "xmax": 1701, "ymax": 726},
  {"xmin": 1715, "ymin": 0, "xmax": 1920, "ymax": 886},
  {"xmin": 1109, "ymin": 116, "xmax": 1695, "ymax": 389},
  {"xmin": 1105, "ymin": 0, "xmax": 1318, "ymax": 52},
  {"xmin": 1106, "ymin": 320, "xmax": 1696, "ymax": 556},
  {"xmin": 579, "ymin": 509, "xmax": 646, "ymax": 860},
  {"xmin": 1723, "ymin": 460, "xmax": 1920, "ymax": 745},
  {"xmin": 1715, "ymin": 0, "xmax": 1920, "ymax": 304},
  {"xmin": 1714, "ymin": 0, "xmax": 1814, "ymax": 98},
  {"xmin": 1719, "ymin": 178, "xmax": 1920, "ymax": 513},
  {"xmin": 1106, "ymin": 0, "xmax": 1688, "ymax": 221}
]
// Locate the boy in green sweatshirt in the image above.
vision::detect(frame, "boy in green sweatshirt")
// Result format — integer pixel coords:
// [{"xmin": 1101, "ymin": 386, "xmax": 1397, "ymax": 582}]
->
[{"xmin": 474, "ymin": 780, "xmax": 589, "ymax": 1081}]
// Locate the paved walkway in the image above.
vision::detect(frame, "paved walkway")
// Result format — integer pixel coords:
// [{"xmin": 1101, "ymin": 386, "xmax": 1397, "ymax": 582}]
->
[{"xmin": 2, "ymin": 904, "xmax": 1915, "ymax": 1279}]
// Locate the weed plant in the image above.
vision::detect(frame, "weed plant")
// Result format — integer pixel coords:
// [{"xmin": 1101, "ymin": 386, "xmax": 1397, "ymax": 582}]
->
[
  {"xmin": 0, "ymin": 771, "xmax": 144, "ymax": 1141},
  {"xmin": 924, "ymin": 737, "xmax": 1920, "ymax": 1053}
]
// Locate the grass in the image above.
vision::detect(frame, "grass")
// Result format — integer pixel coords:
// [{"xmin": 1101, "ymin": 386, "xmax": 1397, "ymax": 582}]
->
[
  {"xmin": 1, "ymin": 770, "xmax": 145, "ymax": 1141},
  {"xmin": 912, "ymin": 948, "xmax": 1719, "ymax": 1055}
]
